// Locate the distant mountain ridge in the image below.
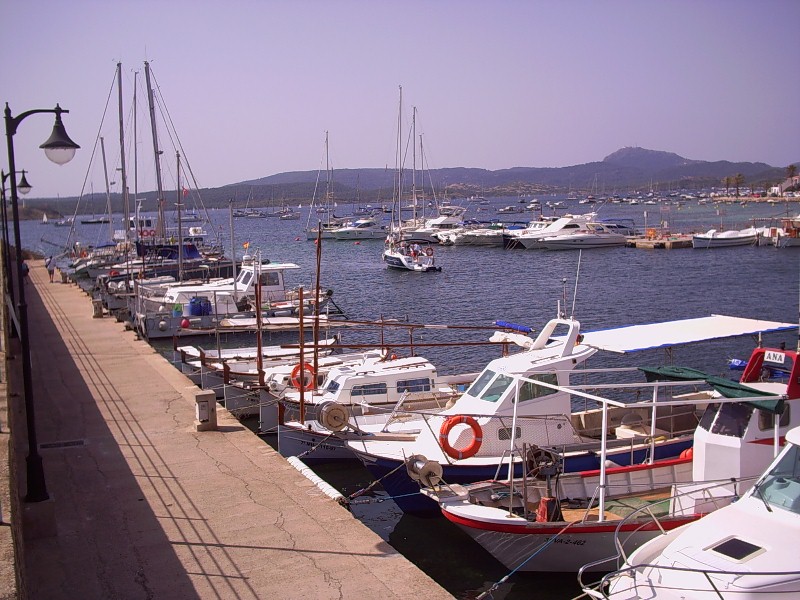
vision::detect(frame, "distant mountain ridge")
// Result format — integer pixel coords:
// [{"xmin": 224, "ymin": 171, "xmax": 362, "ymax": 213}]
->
[
  {"xmin": 240, "ymin": 146, "xmax": 786, "ymax": 196},
  {"xmin": 28, "ymin": 147, "xmax": 796, "ymax": 216}
]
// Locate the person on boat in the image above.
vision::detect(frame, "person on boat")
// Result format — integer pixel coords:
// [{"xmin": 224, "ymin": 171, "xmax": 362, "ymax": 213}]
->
[
  {"xmin": 45, "ymin": 256, "xmax": 55, "ymax": 282},
  {"xmin": 21, "ymin": 261, "xmax": 29, "ymax": 283}
]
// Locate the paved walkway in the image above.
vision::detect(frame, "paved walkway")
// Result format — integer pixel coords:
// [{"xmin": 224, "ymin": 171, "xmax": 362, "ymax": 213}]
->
[{"xmin": 7, "ymin": 262, "xmax": 452, "ymax": 599}]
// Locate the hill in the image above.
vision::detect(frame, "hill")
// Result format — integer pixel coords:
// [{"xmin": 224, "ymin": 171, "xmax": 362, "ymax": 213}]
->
[{"xmin": 23, "ymin": 147, "xmax": 797, "ymax": 215}]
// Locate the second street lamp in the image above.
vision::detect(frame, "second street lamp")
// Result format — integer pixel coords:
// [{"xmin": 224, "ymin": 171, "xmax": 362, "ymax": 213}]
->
[
  {"xmin": 5, "ymin": 102, "xmax": 79, "ymax": 502},
  {"xmin": 1, "ymin": 169, "xmax": 31, "ymax": 318}
]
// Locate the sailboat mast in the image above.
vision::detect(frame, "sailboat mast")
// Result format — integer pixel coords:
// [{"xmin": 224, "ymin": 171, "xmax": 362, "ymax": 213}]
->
[
  {"xmin": 100, "ymin": 137, "xmax": 113, "ymax": 238},
  {"xmin": 411, "ymin": 106, "xmax": 417, "ymax": 222},
  {"xmin": 144, "ymin": 61, "xmax": 166, "ymax": 239},
  {"xmin": 133, "ymin": 69, "xmax": 139, "ymax": 240},
  {"xmin": 395, "ymin": 86, "xmax": 403, "ymax": 230},
  {"xmin": 324, "ymin": 130, "xmax": 331, "ymax": 226},
  {"xmin": 176, "ymin": 151, "xmax": 184, "ymax": 282},
  {"xmin": 117, "ymin": 62, "xmax": 130, "ymax": 244}
]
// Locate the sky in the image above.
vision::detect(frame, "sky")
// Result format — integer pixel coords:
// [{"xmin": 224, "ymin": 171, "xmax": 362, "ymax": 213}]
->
[{"xmin": 2, "ymin": 0, "xmax": 799, "ymax": 199}]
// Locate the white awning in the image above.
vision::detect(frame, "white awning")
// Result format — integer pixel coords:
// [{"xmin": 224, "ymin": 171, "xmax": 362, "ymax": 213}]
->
[{"xmin": 581, "ymin": 315, "xmax": 797, "ymax": 354}]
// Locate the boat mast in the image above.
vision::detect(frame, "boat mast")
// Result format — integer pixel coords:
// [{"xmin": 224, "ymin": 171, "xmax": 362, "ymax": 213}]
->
[
  {"xmin": 411, "ymin": 106, "xmax": 417, "ymax": 223},
  {"xmin": 395, "ymin": 86, "xmax": 403, "ymax": 232},
  {"xmin": 100, "ymin": 137, "xmax": 113, "ymax": 239},
  {"xmin": 324, "ymin": 131, "xmax": 332, "ymax": 226},
  {"xmin": 144, "ymin": 61, "xmax": 166, "ymax": 239},
  {"xmin": 133, "ymin": 69, "xmax": 139, "ymax": 241},
  {"xmin": 176, "ymin": 151, "xmax": 184, "ymax": 282},
  {"xmin": 228, "ymin": 200, "xmax": 238, "ymax": 300},
  {"xmin": 117, "ymin": 62, "xmax": 130, "ymax": 245}
]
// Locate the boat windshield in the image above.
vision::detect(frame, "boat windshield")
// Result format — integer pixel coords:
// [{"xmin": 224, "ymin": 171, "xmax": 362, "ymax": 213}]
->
[
  {"xmin": 236, "ymin": 270, "xmax": 253, "ymax": 287},
  {"xmin": 697, "ymin": 402, "xmax": 754, "ymax": 438},
  {"xmin": 754, "ymin": 444, "xmax": 800, "ymax": 515},
  {"xmin": 323, "ymin": 378, "xmax": 341, "ymax": 394},
  {"xmin": 464, "ymin": 369, "xmax": 515, "ymax": 403}
]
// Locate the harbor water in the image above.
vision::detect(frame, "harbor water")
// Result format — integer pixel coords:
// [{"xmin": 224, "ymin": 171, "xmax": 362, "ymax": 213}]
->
[{"xmin": 22, "ymin": 196, "xmax": 800, "ymax": 598}]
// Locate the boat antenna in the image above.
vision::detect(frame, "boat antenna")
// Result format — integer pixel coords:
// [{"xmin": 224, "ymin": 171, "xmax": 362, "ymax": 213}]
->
[{"xmin": 570, "ymin": 250, "xmax": 582, "ymax": 319}]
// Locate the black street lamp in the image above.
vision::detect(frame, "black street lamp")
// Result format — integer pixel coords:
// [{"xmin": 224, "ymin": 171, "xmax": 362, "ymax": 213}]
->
[
  {"xmin": 1, "ymin": 169, "xmax": 31, "ymax": 319},
  {"xmin": 4, "ymin": 102, "xmax": 79, "ymax": 502}
]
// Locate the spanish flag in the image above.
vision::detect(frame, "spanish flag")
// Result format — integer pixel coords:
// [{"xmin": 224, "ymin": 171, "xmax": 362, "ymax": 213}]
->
[{"xmin": 243, "ymin": 241, "xmax": 250, "ymax": 249}]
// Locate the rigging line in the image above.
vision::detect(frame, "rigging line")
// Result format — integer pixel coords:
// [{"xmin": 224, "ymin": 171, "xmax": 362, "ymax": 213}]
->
[
  {"xmin": 148, "ymin": 68, "xmax": 206, "ymax": 209},
  {"xmin": 572, "ymin": 249, "xmax": 582, "ymax": 319},
  {"xmin": 63, "ymin": 69, "xmax": 119, "ymax": 252}
]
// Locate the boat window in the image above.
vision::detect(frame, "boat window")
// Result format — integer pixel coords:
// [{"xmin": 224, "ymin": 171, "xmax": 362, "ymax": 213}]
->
[
  {"xmin": 259, "ymin": 272, "xmax": 280, "ymax": 287},
  {"xmin": 518, "ymin": 373, "xmax": 559, "ymax": 402},
  {"xmin": 324, "ymin": 380, "xmax": 340, "ymax": 394},
  {"xmin": 397, "ymin": 378, "xmax": 431, "ymax": 393},
  {"xmin": 479, "ymin": 374, "xmax": 515, "ymax": 403},
  {"xmin": 351, "ymin": 383, "xmax": 388, "ymax": 397},
  {"xmin": 498, "ymin": 427, "xmax": 522, "ymax": 441},
  {"xmin": 758, "ymin": 405, "xmax": 791, "ymax": 431},
  {"xmin": 465, "ymin": 370, "xmax": 496, "ymax": 398},
  {"xmin": 698, "ymin": 404, "xmax": 719, "ymax": 432},
  {"xmin": 710, "ymin": 402, "xmax": 754, "ymax": 438},
  {"xmin": 756, "ymin": 444, "xmax": 800, "ymax": 515},
  {"xmin": 237, "ymin": 271, "xmax": 253, "ymax": 287}
]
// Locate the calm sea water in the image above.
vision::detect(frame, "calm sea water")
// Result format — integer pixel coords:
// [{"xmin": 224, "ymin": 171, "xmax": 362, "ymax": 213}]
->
[{"xmin": 21, "ymin": 196, "xmax": 800, "ymax": 598}]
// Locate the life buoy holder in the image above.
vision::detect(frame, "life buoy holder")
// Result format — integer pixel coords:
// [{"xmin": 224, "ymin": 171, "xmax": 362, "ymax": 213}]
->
[
  {"xmin": 424, "ymin": 247, "xmax": 434, "ymax": 257},
  {"xmin": 290, "ymin": 362, "xmax": 315, "ymax": 391},
  {"xmin": 439, "ymin": 415, "xmax": 482, "ymax": 460}
]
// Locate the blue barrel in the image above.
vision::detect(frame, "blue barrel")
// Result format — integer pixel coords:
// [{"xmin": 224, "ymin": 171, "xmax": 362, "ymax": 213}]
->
[
  {"xmin": 188, "ymin": 297, "xmax": 203, "ymax": 316},
  {"xmin": 199, "ymin": 298, "xmax": 212, "ymax": 316}
]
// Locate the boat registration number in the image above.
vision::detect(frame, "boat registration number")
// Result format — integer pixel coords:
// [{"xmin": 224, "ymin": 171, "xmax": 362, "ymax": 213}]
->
[{"xmin": 764, "ymin": 351, "xmax": 786, "ymax": 365}]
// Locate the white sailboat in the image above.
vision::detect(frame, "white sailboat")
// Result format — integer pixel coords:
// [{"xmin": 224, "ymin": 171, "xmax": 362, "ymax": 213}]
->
[{"xmin": 382, "ymin": 94, "xmax": 442, "ymax": 271}]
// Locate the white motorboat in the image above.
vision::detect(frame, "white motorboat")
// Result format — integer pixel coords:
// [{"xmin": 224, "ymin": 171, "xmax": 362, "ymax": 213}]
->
[
  {"xmin": 274, "ymin": 353, "xmax": 470, "ymax": 460},
  {"xmin": 333, "ymin": 217, "xmax": 388, "ymax": 240},
  {"xmin": 345, "ymin": 315, "xmax": 796, "ymax": 514},
  {"xmin": 592, "ymin": 424, "xmax": 800, "ymax": 598},
  {"xmin": 422, "ymin": 338, "xmax": 800, "ymax": 573},
  {"xmin": 130, "ymin": 255, "xmax": 327, "ymax": 339},
  {"xmin": 174, "ymin": 335, "xmax": 340, "ymax": 397},
  {"xmin": 400, "ymin": 206, "xmax": 466, "ymax": 244},
  {"xmin": 504, "ymin": 213, "xmax": 597, "ymax": 249},
  {"xmin": 774, "ymin": 215, "xmax": 800, "ymax": 248},
  {"xmin": 437, "ymin": 226, "xmax": 507, "ymax": 246},
  {"xmin": 692, "ymin": 227, "xmax": 759, "ymax": 248},
  {"xmin": 538, "ymin": 222, "xmax": 628, "ymax": 249}
]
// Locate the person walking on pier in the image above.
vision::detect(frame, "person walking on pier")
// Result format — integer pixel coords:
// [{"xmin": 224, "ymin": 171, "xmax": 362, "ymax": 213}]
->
[{"xmin": 45, "ymin": 256, "xmax": 55, "ymax": 283}]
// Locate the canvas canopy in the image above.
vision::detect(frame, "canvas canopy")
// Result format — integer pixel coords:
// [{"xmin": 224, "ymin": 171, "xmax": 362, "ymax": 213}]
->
[
  {"xmin": 581, "ymin": 315, "xmax": 796, "ymax": 355},
  {"xmin": 639, "ymin": 365, "xmax": 785, "ymax": 414}
]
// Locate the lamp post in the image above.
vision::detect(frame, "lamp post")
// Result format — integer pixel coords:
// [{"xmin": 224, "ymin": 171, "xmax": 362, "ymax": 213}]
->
[
  {"xmin": 5, "ymin": 102, "xmax": 79, "ymax": 502},
  {"xmin": 1, "ymin": 169, "xmax": 31, "ymax": 316}
]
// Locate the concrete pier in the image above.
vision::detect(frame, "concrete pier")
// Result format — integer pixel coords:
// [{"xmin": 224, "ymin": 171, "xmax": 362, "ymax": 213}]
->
[{"xmin": 1, "ymin": 261, "xmax": 453, "ymax": 599}]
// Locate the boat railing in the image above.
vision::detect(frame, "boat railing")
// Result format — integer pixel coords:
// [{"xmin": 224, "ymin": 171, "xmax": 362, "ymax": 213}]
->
[
  {"xmin": 576, "ymin": 471, "xmax": 763, "ymax": 595},
  {"xmin": 583, "ymin": 564, "xmax": 800, "ymax": 600}
]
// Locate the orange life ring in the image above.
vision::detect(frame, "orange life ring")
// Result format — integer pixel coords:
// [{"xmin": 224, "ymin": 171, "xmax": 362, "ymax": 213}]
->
[
  {"xmin": 141, "ymin": 229, "xmax": 156, "ymax": 238},
  {"xmin": 439, "ymin": 415, "xmax": 482, "ymax": 460},
  {"xmin": 424, "ymin": 247, "xmax": 434, "ymax": 256},
  {"xmin": 290, "ymin": 362, "xmax": 315, "ymax": 391}
]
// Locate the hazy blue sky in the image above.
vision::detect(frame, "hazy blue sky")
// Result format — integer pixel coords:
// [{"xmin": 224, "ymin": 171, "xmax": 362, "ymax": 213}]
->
[{"xmin": 3, "ymin": 0, "xmax": 799, "ymax": 198}]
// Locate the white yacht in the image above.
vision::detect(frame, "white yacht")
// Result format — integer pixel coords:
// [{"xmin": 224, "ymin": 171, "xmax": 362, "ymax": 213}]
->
[
  {"xmin": 597, "ymin": 426, "xmax": 800, "ymax": 599},
  {"xmin": 504, "ymin": 213, "xmax": 597, "ymax": 249},
  {"xmin": 333, "ymin": 217, "xmax": 388, "ymax": 240}
]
